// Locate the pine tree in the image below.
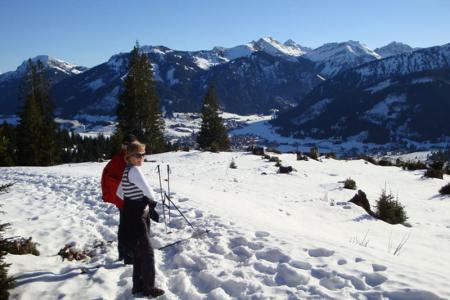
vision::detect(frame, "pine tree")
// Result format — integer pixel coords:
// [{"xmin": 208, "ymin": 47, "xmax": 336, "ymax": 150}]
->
[
  {"xmin": 16, "ymin": 59, "xmax": 59, "ymax": 166},
  {"xmin": 117, "ymin": 42, "xmax": 165, "ymax": 153},
  {"xmin": 0, "ymin": 186, "xmax": 15, "ymax": 299},
  {"xmin": 110, "ymin": 127, "xmax": 124, "ymax": 156},
  {"xmin": 117, "ymin": 45, "xmax": 140, "ymax": 136},
  {"xmin": 16, "ymin": 60, "xmax": 43, "ymax": 165},
  {"xmin": 35, "ymin": 61, "xmax": 59, "ymax": 165},
  {"xmin": 139, "ymin": 53, "xmax": 165, "ymax": 153},
  {"xmin": 0, "ymin": 125, "xmax": 14, "ymax": 166},
  {"xmin": 197, "ymin": 85, "xmax": 230, "ymax": 151}
]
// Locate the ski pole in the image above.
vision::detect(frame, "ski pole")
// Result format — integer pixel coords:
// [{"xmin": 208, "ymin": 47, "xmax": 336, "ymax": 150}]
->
[
  {"xmin": 164, "ymin": 192, "xmax": 196, "ymax": 230},
  {"xmin": 167, "ymin": 164, "xmax": 171, "ymax": 224},
  {"xmin": 157, "ymin": 230, "xmax": 210, "ymax": 251},
  {"xmin": 157, "ymin": 165, "xmax": 168, "ymax": 233}
]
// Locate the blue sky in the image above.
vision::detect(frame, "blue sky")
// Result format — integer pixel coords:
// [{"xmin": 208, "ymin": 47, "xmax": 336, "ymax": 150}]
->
[{"xmin": 1, "ymin": 0, "xmax": 449, "ymax": 72}]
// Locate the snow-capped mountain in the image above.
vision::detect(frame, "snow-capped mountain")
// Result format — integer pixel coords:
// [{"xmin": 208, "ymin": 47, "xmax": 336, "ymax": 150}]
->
[
  {"xmin": 1, "ymin": 39, "xmax": 449, "ymax": 122},
  {"xmin": 273, "ymin": 44, "xmax": 450, "ymax": 143},
  {"xmin": 45, "ymin": 38, "xmax": 318, "ymax": 117},
  {"xmin": 251, "ymin": 37, "xmax": 310, "ymax": 59},
  {"xmin": 0, "ymin": 55, "xmax": 87, "ymax": 114},
  {"xmin": 189, "ymin": 37, "xmax": 311, "ymax": 70},
  {"xmin": 284, "ymin": 39, "xmax": 312, "ymax": 53},
  {"xmin": 304, "ymin": 41, "xmax": 381, "ymax": 77},
  {"xmin": 374, "ymin": 41, "xmax": 415, "ymax": 58},
  {"xmin": 52, "ymin": 48, "xmax": 321, "ymax": 116},
  {"xmin": 353, "ymin": 43, "xmax": 450, "ymax": 84},
  {"xmin": 0, "ymin": 55, "xmax": 87, "ymax": 83}
]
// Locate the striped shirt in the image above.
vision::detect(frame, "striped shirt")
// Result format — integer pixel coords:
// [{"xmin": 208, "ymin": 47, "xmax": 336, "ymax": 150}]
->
[{"xmin": 118, "ymin": 165, "xmax": 156, "ymax": 201}]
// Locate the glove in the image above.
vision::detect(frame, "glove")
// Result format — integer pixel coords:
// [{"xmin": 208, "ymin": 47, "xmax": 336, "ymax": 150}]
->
[
  {"xmin": 143, "ymin": 196, "xmax": 160, "ymax": 222},
  {"xmin": 149, "ymin": 209, "xmax": 160, "ymax": 223}
]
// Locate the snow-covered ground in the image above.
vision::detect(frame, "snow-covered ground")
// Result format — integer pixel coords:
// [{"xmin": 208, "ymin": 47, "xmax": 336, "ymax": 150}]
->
[{"xmin": 1, "ymin": 151, "xmax": 449, "ymax": 299}]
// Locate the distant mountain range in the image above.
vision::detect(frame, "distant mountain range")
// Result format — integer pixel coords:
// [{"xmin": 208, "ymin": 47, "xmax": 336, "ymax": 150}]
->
[
  {"xmin": 0, "ymin": 38, "xmax": 415, "ymax": 117},
  {"xmin": 273, "ymin": 44, "xmax": 450, "ymax": 143},
  {"xmin": 1, "ymin": 37, "xmax": 448, "ymax": 143}
]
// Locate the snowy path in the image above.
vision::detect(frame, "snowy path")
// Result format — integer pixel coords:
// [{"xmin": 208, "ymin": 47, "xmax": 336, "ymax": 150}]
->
[{"xmin": 1, "ymin": 152, "xmax": 449, "ymax": 299}]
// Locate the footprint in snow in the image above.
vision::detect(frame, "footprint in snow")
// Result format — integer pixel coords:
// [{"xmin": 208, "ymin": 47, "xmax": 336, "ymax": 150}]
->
[
  {"xmin": 255, "ymin": 248, "xmax": 290, "ymax": 263},
  {"xmin": 247, "ymin": 241, "xmax": 264, "ymax": 251},
  {"xmin": 221, "ymin": 278, "xmax": 250, "ymax": 297},
  {"xmin": 231, "ymin": 245, "xmax": 253, "ymax": 260},
  {"xmin": 364, "ymin": 272, "xmax": 388, "ymax": 287},
  {"xmin": 209, "ymin": 243, "xmax": 227, "ymax": 255},
  {"xmin": 313, "ymin": 267, "xmax": 368, "ymax": 291},
  {"xmin": 289, "ymin": 260, "xmax": 312, "ymax": 270},
  {"xmin": 308, "ymin": 248, "xmax": 335, "ymax": 257},
  {"xmin": 178, "ymin": 197, "xmax": 189, "ymax": 202},
  {"xmin": 372, "ymin": 264, "xmax": 387, "ymax": 272},
  {"xmin": 338, "ymin": 272, "xmax": 367, "ymax": 291},
  {"xmin": 319, "ymin": 274, "xmax": 349, "ymax": 290},
  {"xmin": 253, "ymin": 262, "xmax": 277, "ymax": 275},
  {"xmin": 195, "ymin": 210, "xmax": 203, "ymax": 218},
  {"xmin": 228, "ymin": 236, "xmax": 248, "ymax": 248},
  {"xmin": 255, "ymin": 231, "xmax": 270, "ymax": 238},
  {"xmin": 311, "ymin": 268, "xmax": 331, "ymax": 280},
  {"xmin": 275, "ymin": 263, "xmax": 310, "ymax": 287},
  {"xmin": 168, "ymin": 218, "xmax": 184, "ymax": 229}
]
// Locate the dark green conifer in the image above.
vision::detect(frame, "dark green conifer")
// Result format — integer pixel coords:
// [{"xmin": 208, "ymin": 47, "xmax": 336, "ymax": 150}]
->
[
  {"xmin": 0, "ymin": 125, "xmax": 14, "ymax": 166},
  {"xmin": 16, "ymin": 61, "xmax": 43, "ymax": 165},
  {"xmin": 0, "ymin": 187, "xmax": 15, "ymax": 299},
  {"xmin": 35, "ymin": 61, "xmax": 59, "ymax": 165},
  {"xmin": 117, "ymin": 42, "xmax": 165, "ymax": 153},
  {"xmin": 16, "ymin": 59, "xmax": 59, "ymax": 166},
  {"xmin": 197, "ymin": 85, "xmax": 230, "ymax": 151}
]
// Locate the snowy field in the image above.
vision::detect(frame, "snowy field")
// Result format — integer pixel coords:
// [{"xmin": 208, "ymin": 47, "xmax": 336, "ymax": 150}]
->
[{"xmin": 1, "ymin": 151, "xmax": 450, "ymax": 299}]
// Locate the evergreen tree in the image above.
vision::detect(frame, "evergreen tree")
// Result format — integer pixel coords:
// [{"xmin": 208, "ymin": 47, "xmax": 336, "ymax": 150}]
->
[
  {"xmin": 117, "ymin": 45, "xmax": 140, "ymax": 136},
  {"xmin": 16, "ymin": 61, "xmax": 43, "ymax": 165},
  {"xmin": 110, "ymin": 127, "xmax": 124, "ymax": 156},
  {"xmin": 35, "ymin": 61, "xmax": 59, "ymax": 165},
  {"xmin": 0, "ymin": 186, "xmax": 15, "ymax": 299},
  {"xmin": 58, "ymin": 129, "xmax": 73, "ymax": 163},
  {"xmin": 0, "ymin": 125, "xmax": 14, "ymax": 166},
  {"xmin": 117, "ymin": 42, "xmax": 165, "ymax": 154},
  {"xmin": 197, "ymin": 85, "xmax": 230, "ymax": 151},
  {"xmin": 16, "ymin": 59, "xmax": 59, "ymax": 166}
]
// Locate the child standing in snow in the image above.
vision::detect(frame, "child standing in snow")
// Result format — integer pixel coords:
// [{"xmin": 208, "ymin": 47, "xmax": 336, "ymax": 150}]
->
[
  {"xmin": 101, "ymin": 134, "xmax": 138, "ymax": 264},
  {"xmin": 117, "ymin": 141, "xmax": 165, "ymax": 297}
]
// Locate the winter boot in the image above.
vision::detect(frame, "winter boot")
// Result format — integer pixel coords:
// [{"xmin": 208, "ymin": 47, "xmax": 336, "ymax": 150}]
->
[{"xmin": 143, "ymin": 287, "xmax": 165, "ymax": 298}]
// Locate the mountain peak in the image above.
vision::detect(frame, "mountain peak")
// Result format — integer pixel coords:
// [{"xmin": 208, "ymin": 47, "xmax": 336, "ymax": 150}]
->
[
  {"xmin": 305, "ymin": 40, "xmax": 381, "ymax": 62},
  {"xmin": 15, "ymin": 55, "xmax": 87, "ymax": 75},
  {"xmin": 252, "ymin": 37, "xmax": 308, "ymax": 57},
  {"xmin": 0, "ymin": 55, "xmax": 87, "ymax": 84},
  {"xmin": 302, "ymin": 40, "xmax": 381, "ymax": 77},
  {"xmin": 374, "ymin": 41, "xmax": 414, "ymax": 58}
]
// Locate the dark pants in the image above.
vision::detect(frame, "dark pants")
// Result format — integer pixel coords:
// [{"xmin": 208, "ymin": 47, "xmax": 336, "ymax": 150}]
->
[
  {"xmin": 123, "ymin": 198, "xmax": 155, "ymax": 291},
  {"xmin": 133, "ymin": 227, "xmax": 155, "ymax": 290},
  {"xmin": 118, "ymin": 208, "xmax": 125, "ymax": 259},
  {"xmin": 118, "ymin": 208, "xmax": 134, "ymax": 263}
]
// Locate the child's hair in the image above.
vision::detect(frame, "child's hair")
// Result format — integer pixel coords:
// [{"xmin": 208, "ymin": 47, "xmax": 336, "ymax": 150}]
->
[{"xmin": 125, "ymin": 141, "xmax": 146, "ymax": 163}]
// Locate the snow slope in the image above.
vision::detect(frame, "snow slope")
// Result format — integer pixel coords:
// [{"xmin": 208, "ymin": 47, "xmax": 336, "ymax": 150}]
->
[{"xmin": 1, "ymin": 151, "xmax": 449, "ymax": 299}]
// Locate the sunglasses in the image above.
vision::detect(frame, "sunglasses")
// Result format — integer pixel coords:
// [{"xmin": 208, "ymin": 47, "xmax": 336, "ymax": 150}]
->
[{"xmin": 132, "ymin": 152, "xmax": 146, "ymax": 159}]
